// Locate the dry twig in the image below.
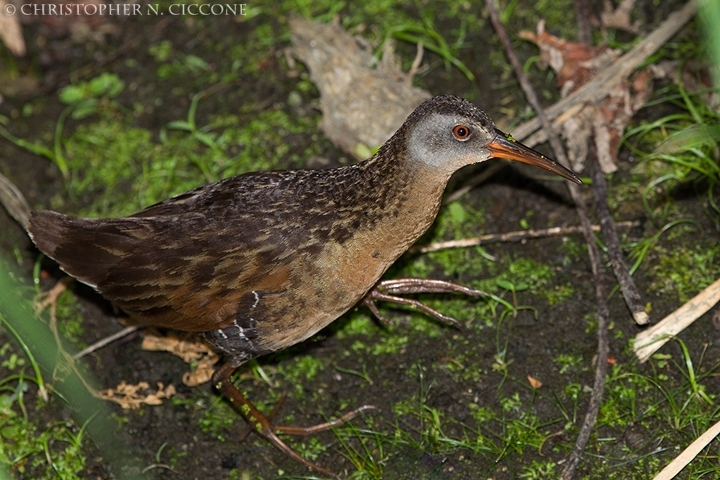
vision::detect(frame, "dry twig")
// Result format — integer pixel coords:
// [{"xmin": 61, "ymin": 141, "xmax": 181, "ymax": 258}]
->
[
  {"xmin": 483, "ymin": 2, "xmax": 611, "ymax": 478},
  {"xmin": 74, "ymin": 325, "xmax": 140, "ymax": 359},
  {"xmin": 412, "ymin": 220, "xmax": 640, "ymax": 254},
  {"xmin": 589, "ymin": 158, "xmax": 648, "ymax": 324},
  {"xmin": 650, "ymin": 417, "xmax": 720, "ymax": 480}
]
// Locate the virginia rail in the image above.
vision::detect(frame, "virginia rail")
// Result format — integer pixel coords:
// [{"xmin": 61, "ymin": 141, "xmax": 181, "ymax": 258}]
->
[{"xmin": 0, "ymin": 95, "xmax": 580, "ymax": 477}]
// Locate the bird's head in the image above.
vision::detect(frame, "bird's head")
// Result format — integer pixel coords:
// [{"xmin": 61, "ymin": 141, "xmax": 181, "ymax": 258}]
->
[{"xmin": 402, "ymin": 95, "xmax": 581, "ymax": 184}]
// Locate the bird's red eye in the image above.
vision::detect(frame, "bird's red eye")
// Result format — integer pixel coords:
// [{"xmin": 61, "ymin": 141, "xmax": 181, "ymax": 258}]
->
[{"xmin": 453, "ymin": 125, "xmax": 470, "ymax": 140}]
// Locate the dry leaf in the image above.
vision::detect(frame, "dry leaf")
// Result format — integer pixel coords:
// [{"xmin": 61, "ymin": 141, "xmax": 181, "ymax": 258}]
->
[
  {"xmin": 521, "ymin": 23, "xmax": 653, "ymax": 173},
  {"xmin": 601, "ymin": 0, "xmax": 642, "ymax": 35},
  {"xmin": 183, "ymin": 354, "xmax": 218, "ymax": 386},
  {"xmin": 142, "ymin": 331, "xmax": 216, "ymax": 362},
  {"xmin": 142, "ymin": 331, "xmax": 220, "ymax": 386},
  {"xmin": 98, "ymin": 381, "xmax": 177, "ymax": 409},
  {"xmin": 521, "ymin": 22, "xmax": 618, "ymax": 96},
  {"xmin": 527, "ymin": 375, "xmax": 543, "ymax": 389}
]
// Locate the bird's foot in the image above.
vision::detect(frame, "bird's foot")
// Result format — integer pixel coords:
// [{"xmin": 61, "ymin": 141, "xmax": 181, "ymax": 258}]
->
[
  {"xmin": 214, "ymin": 363, "xmax": 374, "ymax": 479},
  {"xmin": 362, "ymin": 278, "xmax": 490, "ymax": 327}
]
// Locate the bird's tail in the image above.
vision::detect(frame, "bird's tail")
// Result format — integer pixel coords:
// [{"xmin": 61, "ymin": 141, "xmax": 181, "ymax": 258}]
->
[{"xmin": 0, "ymin": 172, "xmax": 32, "ymax": 231}]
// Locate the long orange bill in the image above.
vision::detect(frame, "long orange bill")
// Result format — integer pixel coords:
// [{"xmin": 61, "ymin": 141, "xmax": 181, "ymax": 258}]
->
[{"xmin": 488, "ymin": 128, "xmax": 582, "ymax": 184}]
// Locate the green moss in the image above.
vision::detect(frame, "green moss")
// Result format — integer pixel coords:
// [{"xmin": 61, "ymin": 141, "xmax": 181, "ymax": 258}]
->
[
  {"xmin": 496, "ymin": 258, "xmax": 554, "ymax": 291},
  {"xmin": 352, "ymin": 334, "xmax": 408, "ymax": 356},
  {"xmin": 553, "ymin": 354, "xmax": 584, "ymax": 375},
  {"xmin": 425, "ymin": 202, "xmax": 487, "ymax": 242},
  {"xmin": 280, "ymin": 354, "xmax": 324, "ymax": 382},
  {"xmin": 649, "ymin": 243, "xmax": 719, "ymax": 302},
  {"xmin": 198, "ymin": 396, "xmax": 238, "ymax": 441},
  {"xmin": 64, "ymin": 120, "xmax": 157, "ymax": 216},
  {"xmin": 543, "ymin": 282, "xmax": 575, "ymax": 306},
  {"xmin": 62, "ymin": 107, "xmax": 323, "ymax": 217},
  {"xmin": 335, "ymin": 311, "xmax": 378, "ymax": 339},
  {"xmin": 519, "ymin": 460, "xmax": 557, "ymax": 479},
  {"xmin": 289, "ymin": 436, "xmax": 327, "ymax": 462}
]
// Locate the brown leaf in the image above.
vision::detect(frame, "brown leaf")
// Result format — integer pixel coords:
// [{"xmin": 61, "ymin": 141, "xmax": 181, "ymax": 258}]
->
[
  {"xmin": 141, "ymin": 331, "xmax": 219, "ymax": 386},
  {"xmin": 527, "ymin": 375, "xmax": 543, "ymax": 389},
  {"xmin": 521, "ymin": 23, "xmax": 653, "ymax": 173},
  {"xmin": 97, "ymin": 381, "xmax": 177, "ymax": 409},
  {"xmin": 601, "ymin": 0, "xmax": 642, "ymax": 34}
]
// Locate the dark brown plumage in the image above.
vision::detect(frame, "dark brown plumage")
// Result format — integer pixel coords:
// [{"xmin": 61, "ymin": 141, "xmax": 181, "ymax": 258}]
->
[{"xmin": 0, "ymin": 95, "xmax": 580, "ymax": 478}]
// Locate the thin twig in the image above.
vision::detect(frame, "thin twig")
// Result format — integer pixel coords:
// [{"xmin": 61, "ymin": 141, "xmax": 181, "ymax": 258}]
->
[
  {"xmin": 589, "ymin": 157, "xmax": 649, "ymax": 324},
  {"xmin": 74, "ymin": 325, "xmax": 141, "ymax": 360},
  {"xmin": 483, "ymin": 2, "xmax": 611, "ymax": 478},
  {"xmin": 559, "ymin": 145, "xmax": 611, "ymax": 480},
  {"xmin": 411, "ymin": 220, "xmax": 640, "ymax": 253},
  {"xmin": 407, "ymin": 42, "xmax": 425, "ymax": 82},
  {"xmin": 575, "ymin": 0, "xmax": 592, "ymax": 44}
]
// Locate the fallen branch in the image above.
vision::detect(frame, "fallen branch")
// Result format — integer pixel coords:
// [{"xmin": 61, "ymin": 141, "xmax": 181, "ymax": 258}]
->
[
  {"xmin": 589, "ymin": 158, "xmax": 648, "ymax": 325},
  {"xmin": 635, "ymin": 277, "xmax": 720, "ymax": 363},
  {"xmin": 411, "ymin": 220, "xmax": 640, "ymax": 254}
]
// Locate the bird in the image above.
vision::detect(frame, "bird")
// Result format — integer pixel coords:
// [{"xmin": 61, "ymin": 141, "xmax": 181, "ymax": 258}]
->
[{"xmin": 0, "ymin": 94, "xmax": 581, "ymax": 477}]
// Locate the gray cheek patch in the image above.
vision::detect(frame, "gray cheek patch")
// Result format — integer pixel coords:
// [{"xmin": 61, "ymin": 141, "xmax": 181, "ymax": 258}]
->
[
  {"xmin": 407, "ymin": 113, "xmax": 490, "ymax": 170},
  {"xmin": 408, "ymin": 114, "xmax": 457, "ymax": 168}
]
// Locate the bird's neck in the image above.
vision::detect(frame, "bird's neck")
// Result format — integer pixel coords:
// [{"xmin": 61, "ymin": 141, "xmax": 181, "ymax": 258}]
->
[{"xmin": 354, "ymin": 152, "xmax": 450, "ymax": 258}]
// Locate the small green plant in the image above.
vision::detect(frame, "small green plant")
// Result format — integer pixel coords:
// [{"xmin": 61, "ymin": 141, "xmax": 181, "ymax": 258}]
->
[
  {"xmin": 626, "ymin": 83, "xmax": 720, "ymax": 225},
  {"xmin": 336, "ymin": 423, "xmax": 386, "ymax": 480},
  {"xmin": 519, "ymin": 459, "xmax": 557, "ymax": 479},
  {"xmin": 58, "ymin": 72, "xmax": 126, "ymax": 120},
  {"xmin": 388, "ymin": 12, "xmax": 475, "ymax": 82}
]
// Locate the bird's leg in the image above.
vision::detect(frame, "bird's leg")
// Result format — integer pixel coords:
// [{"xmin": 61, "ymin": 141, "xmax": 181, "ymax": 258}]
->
[
  {"xmin": 362, "ymin": 278, "xmax": 490, "ymax": 326},
  {"xmin": 213, "ymin": 362, "xmax": 374, "ymax": 478},
  {"xmin": 237, "ymin": 393, "xmax": 286, "ymax": 442}
]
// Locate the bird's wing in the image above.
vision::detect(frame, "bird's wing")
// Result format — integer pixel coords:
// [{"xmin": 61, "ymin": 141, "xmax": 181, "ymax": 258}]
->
[{"xmin": 28, "ymin": 206, "xmax": 302, "ymax": 332}]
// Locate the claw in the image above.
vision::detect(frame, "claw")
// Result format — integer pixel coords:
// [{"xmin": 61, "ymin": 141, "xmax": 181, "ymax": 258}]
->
[{"xmin": 362, "ymin": 277, "xmax": 490, "ymax": 326}]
